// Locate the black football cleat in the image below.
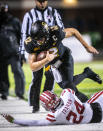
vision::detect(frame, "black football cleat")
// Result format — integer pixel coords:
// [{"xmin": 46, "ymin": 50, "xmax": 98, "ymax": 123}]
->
[
  {"xmin": 17, "ymin": 95, "xmax": 25, "ymax": 100},
  {"xmin": 83, "ymin": 67, "xmax": 102, "ymax": 84},
  {"xmin": 32, "ymin": 106, "xmax": 39, "ymax": 113},
  {"xmin": 1, "ymin": 95, "xmax": 7, "ymax": 100}
]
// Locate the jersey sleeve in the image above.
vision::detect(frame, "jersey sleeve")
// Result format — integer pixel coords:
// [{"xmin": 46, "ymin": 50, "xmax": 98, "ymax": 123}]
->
[
  {"xmin": 46, "ymin": 113, "xmax": 56, "ymax": 122},
  {"xmin": 58, "ymin": 27, "xmax": 65, "ymax": 41},
  {"xmin": 24, "ymin": 37, "xmax": 36, "ymax": 54},
  {"xmin": 20, "ymin": 13, "xmax": 29, "ymax": 54},
  {"xmin": 53, "ymin": 9, "xmax": 64, "ymax": 29},
  {"xmin": 60, "ymin": 89, "xmax": 75, "ymax": 104},
  {"xmin": 50, "ymin": 26, "xmax": 65, "ymax": 42},
  {"xmin": 20, "ymin": 13, "xmax": 32, "ymax": 55},
  {"xmin": 14, "ymin": 118, "xmax": 52, "ymax": 126},
  {"xmin": 46, "ymin": 112, "xmax": 61, "ymax": 125}
]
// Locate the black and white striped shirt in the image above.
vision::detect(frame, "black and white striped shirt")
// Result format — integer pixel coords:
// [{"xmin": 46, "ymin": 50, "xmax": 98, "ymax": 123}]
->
[{"xmin": 20, "ymin": 6, "xmax": 64, "ymax": 54}]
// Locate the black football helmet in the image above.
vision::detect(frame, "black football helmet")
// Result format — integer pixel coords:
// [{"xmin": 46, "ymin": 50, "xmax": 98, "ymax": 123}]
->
[{"xmin": 30, "ymin": 20, "xmax": 49, "ymax": 45}]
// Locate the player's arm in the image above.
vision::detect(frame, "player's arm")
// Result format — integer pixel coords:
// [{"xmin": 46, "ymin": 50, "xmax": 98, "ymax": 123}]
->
[
  {"xmin": 1, "ymin": 114, "xmax": 14, "ymax": 123},
  {"xmin": 1, "ymin": 114, "xmax": 53, "ymax": 126},
  {"xmin": 63, "ymin": 28, "xmax": 99, "ymax": 54},
  {"xmin": 28, "ymin": 51, "xmax": 55, "ymax": 72}
]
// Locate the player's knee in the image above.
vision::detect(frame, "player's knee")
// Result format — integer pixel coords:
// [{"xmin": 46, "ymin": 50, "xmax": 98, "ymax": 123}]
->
[{"xmin": 63, "ymin": 81, "xmax": 78, "ymax": 92}]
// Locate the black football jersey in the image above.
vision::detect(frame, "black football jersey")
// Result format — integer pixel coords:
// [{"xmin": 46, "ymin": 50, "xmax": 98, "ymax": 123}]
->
[{"xmin": 24, "ymin": 26, "xmax": 69, "ymax": 64}]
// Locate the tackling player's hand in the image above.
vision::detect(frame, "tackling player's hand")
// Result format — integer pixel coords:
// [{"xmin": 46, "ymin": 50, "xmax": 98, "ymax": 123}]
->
[
  {"xmin": 46, "ymin": 51, "xmax": 56, "ymax": 62},
  {"xmin": 1, "ymin": 114, "xmax": 14, "ymax": 123},
  {"xmin": 86, "ymin": 46, "xmax": 99, "ymax": 54}
]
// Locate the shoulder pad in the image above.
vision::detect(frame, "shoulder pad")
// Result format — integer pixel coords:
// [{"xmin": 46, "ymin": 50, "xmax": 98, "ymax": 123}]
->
[
  {"xmin": 24, "ymin": 37, "xmax": 41, "ymax": 54},
  {"xmin": 24, "ymin": 36, "xmax": 32, "ymax": 45},
  {"xmin": 24, "ymin": 36, "xmax": 34, "ymax": 53},
  {"xmin": 50, "ymin": 26, "xmax": 59, "ymax": 31}
]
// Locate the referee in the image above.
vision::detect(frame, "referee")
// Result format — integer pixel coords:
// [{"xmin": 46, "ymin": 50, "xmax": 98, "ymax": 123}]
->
[{"xmin": 20, "ymin": 0, "xmax": 64, "ymax": 113}]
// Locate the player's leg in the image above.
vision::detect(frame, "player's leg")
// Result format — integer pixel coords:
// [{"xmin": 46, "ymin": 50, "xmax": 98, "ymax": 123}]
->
[
  {"xmin": 73, "ymin": 67, "xmax": 102, "ymax": 85},
  {"xmin": 28, "ymin": 68, "xmax": 43, "ymax": 113},
  {"xmin": 58, "ymin": 51, "xmax": 88, "ymax": 102}
]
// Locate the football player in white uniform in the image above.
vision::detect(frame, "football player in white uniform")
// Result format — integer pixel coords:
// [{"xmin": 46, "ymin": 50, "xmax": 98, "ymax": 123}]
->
[{"xmin": 1, "ymin": 88, "xmax": 103, "ymax": 126}]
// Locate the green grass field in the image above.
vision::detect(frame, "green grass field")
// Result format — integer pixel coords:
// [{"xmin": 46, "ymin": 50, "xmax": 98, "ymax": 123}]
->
[{"xmin": 8, "ymin": 60, "xmax": 103, "ymax": 99}]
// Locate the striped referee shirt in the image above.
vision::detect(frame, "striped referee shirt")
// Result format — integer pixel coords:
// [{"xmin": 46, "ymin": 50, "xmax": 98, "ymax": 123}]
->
[{"xmin": 20, "ymin": 6, "xmax": 64, "ymax": 54}]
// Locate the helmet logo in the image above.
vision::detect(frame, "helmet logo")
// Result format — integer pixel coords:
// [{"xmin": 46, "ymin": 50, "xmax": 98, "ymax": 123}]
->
[
  {"xmin": 42, "ymin": 22, "xmax": 45, "ymax": 25},
  {"xmin": 42, "ymin": 22, "xmax": 48, "ymax": 31}
]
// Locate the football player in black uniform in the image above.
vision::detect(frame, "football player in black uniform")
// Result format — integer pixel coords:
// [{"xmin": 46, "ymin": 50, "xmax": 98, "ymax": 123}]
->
[{"xmin": 24, "ymin": 20, "xmax": 102, "ymax": 102}]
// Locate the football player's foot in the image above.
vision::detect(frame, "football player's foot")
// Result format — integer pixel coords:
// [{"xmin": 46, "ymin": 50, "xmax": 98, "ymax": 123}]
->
[
  {"xmin": 1, "ymin": 95, "xmax": 7, "ymax": 100},
  {"xmin": 83, "ymin": 67, "xmax": 102, "ymax": 84},
  {"xmin": 17, "ymin": 95, "xmax": 25, "ymax": 100},
  {"xmin": 32, "ymin": 106, "xmax": 39, "ymax": 113}
]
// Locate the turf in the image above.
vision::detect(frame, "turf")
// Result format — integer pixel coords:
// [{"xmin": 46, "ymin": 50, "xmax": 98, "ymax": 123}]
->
[{"xmin": 8, "ymin": 60, "xmax": 103, "ymax": 99}]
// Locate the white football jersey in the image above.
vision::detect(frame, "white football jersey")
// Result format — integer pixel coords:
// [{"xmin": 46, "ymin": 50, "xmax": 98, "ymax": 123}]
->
[
  {"xmin": 46, "ymin": 89, "xmax": 93, "ymax": 125},
  {"xmin": 14, "ymin": 89, "xmax": 103, "ymax": 126}
]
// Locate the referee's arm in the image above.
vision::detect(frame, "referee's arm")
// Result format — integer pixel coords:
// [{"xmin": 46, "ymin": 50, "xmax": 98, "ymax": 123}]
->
[
  {"xmin": 54, "ymin": 9, "xmax": 64, "ymax": 29},
  {"xmin": 20, "ymin": 13, "xmax": 32, "ymax": 55}
]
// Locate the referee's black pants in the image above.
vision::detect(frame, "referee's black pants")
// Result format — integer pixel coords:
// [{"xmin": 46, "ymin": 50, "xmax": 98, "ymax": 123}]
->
[{"xmin": 29, "ymin": 68, "xmax": 55, "ymax": 109}]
